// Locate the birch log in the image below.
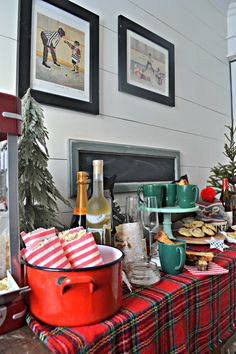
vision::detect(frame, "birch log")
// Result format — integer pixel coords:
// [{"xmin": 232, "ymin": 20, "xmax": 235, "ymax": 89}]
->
[{"xmin": 115, "ymin": 222, "xmax": 146, "ymax": 264}]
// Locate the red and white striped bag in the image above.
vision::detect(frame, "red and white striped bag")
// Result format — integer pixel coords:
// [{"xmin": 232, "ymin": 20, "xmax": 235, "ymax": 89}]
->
[
  {"xmin": 21, "ymin": 228, "xmax": 56, "ymax": 247},
  {"xmin": 60, "ymin": 230, "xmax": 103, "ymax": 268},
  {"xmin": 21, "ymin": 236, "xmax": 71, "ymax": 269}
]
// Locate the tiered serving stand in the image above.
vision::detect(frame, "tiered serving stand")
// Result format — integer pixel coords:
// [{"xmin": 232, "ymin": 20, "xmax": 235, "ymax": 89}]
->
[{"xmin": 139, "ymin": 204, "xmax": 199, "ymax": 240}]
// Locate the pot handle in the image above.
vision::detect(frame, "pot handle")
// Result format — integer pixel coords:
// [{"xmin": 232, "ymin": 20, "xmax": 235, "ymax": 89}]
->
[{"xmin": 59, "ymin": 275, "xmax": 96, "ymax": 295}]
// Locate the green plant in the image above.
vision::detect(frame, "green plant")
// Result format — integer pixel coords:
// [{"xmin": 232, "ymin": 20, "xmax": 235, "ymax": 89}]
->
[
  {"xmin": 208, "ymin": 121, "xmax": 236, "ymax": 193},
  {"xmin": 18, "ymin": 89, "xmax": 70, "ymax": 232}
]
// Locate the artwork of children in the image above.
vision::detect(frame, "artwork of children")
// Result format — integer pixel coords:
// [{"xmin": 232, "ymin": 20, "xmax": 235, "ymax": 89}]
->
[
  {"xmin": 64, "ymin": 40, "xmax": 81, "ymax": 73},
  {"xmin": 127, "ymin": 32, "xmax": 169, "ymax": 96},
  {"xmin": 35, "ymin": 13, "xmax": 85, "ymax": 92}
]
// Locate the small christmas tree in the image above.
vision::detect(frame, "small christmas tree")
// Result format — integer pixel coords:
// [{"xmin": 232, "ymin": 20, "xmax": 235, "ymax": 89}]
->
[
  {"xmin": 208, "ymin": 120, "xmax": 236, "ymax": 194},
  {"xmin": 18, "ymin": 89, "xmax": 70, "ymax": 232}
]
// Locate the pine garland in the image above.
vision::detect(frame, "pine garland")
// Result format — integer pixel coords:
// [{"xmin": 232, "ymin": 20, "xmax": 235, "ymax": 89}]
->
[
  {"xmin": 208, "ymin": 121, "xmax": 236, "ymax": 193},
  {"xmin": 18, "ymin": 89, "xmax": 70, "ymax": 232}
]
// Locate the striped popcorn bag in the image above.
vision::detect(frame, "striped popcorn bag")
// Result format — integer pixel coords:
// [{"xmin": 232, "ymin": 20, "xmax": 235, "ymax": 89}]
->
[
  {"xmin": 59, "ymin": 229, "xmax": 103, "ymax": 268},
  {"xmin": 21, "ymin": 236, "xmax": 71, "ymax": 269},
  {"xmin": 21, "ymin": 228, "xmax": 56, "ymax": 247}
]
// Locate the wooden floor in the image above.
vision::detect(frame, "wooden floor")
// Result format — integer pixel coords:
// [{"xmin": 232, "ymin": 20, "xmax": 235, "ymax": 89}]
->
[{"xmin": 0, "ymin": 326, "xmax": 50, "ymax": 354}]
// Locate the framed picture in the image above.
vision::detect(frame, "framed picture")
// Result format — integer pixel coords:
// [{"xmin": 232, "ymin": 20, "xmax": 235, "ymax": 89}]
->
[
  {"xmin": 118, "ymin": 15, "xmax": 175, "ymax": 107},
  {"xmin": 18, "ymin": 0, "xmax": 99, "ymax": 114}
]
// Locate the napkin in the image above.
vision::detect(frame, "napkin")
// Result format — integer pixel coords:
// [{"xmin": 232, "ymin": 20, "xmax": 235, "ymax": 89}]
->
[{"xmin": 185, "ymin": 262, "xmax": 229, "ymax": 276}]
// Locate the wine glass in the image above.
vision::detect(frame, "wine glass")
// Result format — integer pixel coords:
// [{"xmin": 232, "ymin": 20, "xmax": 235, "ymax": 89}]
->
[
  {"xmin": 140, "ymin": 196, "xmax": 159, "ymax": 261},
  {"xmin": 125, "ymin": 196, "xmax": 140, "ymax": 223},
  {"xmin": 126, "ymin": 195, "xmax": 161, "ymax": 286}
]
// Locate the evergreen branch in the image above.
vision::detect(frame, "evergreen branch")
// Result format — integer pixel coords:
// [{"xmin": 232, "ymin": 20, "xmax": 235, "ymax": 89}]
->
[{"xmin": 19, "ymin": 89, "xmax": 71, "ymax": 232}]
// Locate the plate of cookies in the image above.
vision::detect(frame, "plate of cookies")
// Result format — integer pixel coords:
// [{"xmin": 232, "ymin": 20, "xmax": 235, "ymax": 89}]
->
[{"xmin": 174, "ymin": 218, "xmax": 225, "ymax": 244}]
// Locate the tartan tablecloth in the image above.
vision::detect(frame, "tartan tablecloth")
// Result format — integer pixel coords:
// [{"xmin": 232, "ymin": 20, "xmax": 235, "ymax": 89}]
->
[{"xmin": 26, "ymin": 244, "xmax": 236, "ymax": 354}]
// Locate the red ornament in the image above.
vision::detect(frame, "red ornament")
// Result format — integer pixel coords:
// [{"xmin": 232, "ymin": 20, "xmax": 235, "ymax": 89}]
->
[{"xmin": 200, "ymin": 186, "xmax": 216, "ymax": 203}]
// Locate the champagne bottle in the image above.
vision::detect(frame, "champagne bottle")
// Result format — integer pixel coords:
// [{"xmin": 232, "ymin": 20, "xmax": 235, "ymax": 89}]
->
[
  {"xmin": 86, "ymin": 160, "xmax": 111, "ymax": 245},
  {"xmin": 220, "ymin": 178, "xmax": 233, "ymax": 228},
  {"xmin": 70, "ymin": 171, "xmax": 89, "ymax": 229}
]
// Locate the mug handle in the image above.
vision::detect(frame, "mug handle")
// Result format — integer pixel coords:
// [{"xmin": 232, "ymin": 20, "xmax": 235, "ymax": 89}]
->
[
  {"xmin": 193, "ymin": 186, "xmax": 199, "ymax": 203},
  {"xmin": 137, "ymin": 185, "xmax": 144, "ymax": 203},
  {"xmin": 175, "ymin": 247, "xmax": 184, "ymax": 270}
]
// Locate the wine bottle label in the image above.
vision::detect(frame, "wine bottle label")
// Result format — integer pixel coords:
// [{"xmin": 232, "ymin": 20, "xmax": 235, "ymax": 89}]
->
[
  {"xmin": 86, "ymin": 213, "xmax": 110, "ymax": 224},
  {"xmin": 87, "ymin": 225, "xmax": 111, "ymax": 245},
  {"xmin": 74, "ymin": 207, "xmax": 86, "ymax": 215},
  {"xmin": 87, "ymin": 227, "xmax": 104, "ymax": 235}
]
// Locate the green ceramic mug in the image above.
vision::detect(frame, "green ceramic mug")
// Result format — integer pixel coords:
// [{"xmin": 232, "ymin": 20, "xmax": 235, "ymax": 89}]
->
[
  {"xmin": 161, "ymin": 183, "xmax": 177, "ymax": 207},
  {"xmin": 177, "ymin": 184, "xmax": 199, "ymax": 208},
  {"xmin": 158, "ymin": 239, "xmax": 186, "ymax": 275},
  {"xmin": 137, "ymin": 184, "xmax": 163, "ymax": 208}
]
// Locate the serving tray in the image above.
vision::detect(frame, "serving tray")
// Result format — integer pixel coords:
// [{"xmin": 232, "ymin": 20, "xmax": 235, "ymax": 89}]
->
[{"xmin": 175, "ymin": 233, "xmax": 225, "ymax": 245}]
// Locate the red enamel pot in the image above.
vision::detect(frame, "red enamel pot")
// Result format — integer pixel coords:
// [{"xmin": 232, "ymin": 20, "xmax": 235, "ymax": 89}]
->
[{"xmin": 24, "ymin": 245, "xmax": 123, "ymax": 327}]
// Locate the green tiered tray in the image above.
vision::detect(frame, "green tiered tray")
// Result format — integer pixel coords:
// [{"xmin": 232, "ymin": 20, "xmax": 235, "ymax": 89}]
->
[{"xmin": 139, "ymin": 204, "xmax": 199, "ymax": 240}]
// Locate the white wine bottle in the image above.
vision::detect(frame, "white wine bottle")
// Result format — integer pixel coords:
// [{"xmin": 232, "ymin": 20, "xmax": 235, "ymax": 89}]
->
[{"xmin": 86, "ymin": 160, "xmax": 111, "ymax": 245}]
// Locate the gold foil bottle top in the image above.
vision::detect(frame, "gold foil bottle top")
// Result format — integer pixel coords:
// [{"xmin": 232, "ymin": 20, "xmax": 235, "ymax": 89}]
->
[{"xmin": 77, "ymin": 171, "xmax": 90, "ymax": 184}]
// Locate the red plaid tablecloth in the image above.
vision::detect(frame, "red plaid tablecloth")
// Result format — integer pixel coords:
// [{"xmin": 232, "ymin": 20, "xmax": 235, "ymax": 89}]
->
[{"xmin": 26, "ymin": 244, "xmax": 236, "ymax": 354}]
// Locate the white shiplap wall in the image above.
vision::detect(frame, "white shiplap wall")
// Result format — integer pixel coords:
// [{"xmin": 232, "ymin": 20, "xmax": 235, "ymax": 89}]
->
[
  {"xmin": 0, "ymin": 0, "xmax": 232, "ymax": 226},
  {"xmin": 228, "ymin": 2, "xmax": 236, "ymax": 125}
]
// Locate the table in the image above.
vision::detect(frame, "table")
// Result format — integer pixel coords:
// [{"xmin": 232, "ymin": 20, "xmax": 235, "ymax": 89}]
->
[{"xmin": 23, "ymin": 243, "xmax": 236, "ymax": 354}]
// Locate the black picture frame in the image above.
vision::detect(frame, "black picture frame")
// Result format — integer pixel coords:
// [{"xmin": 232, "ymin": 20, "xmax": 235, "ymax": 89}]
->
[
  {"xmin": 118, "ymin": 15, "xmax": 175, "ymax": 107},
  {"xmin": 18, "ymin": 0, "xmax": 99, "ymax": 114}
]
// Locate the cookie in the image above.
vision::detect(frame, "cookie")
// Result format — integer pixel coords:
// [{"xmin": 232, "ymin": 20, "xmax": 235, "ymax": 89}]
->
[
  {"xmin": 178, "ymin": 227, "xmax": 192, "ymax": 237},
  {"xmin": 182, "ymin": 217, "xmax": 195, "ymax": 224},
  {"xmin": 227, "ymin": 232, "xmax": 236, "ymax": 239},
  {"xmin": 204, "ymin": 224, "xmax": 217, "ymax": 233},
  {"xmin": 202, "ymin": 225, "xmax": 215, "ymax": 236},
  {"xmin": 192, "ymin": 220, "xmax": 204, "ymax": 228},
  {"xmin": 182, "ymin": 222, "xmax": 193, "ymax": 228},
  {"xmin": 190, "ymin": 228, "xmax": 205, "ymax": 238}
]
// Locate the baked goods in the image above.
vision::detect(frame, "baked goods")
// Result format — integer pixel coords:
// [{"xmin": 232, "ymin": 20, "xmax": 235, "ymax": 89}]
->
[
  {"xmin": 190, "ymin": 228, "xmax": 205, "ymax": 238},
  {"xmin": 204, "ymin": 224, "xmax": 217, "ymax": 232},
  {"xmin": 202, "ymin": 225, "xmax": 215, "ymax": 236},
  {"xmin": 186, "ymin": 250, "xmax": 214, "ymax": 261},
  {"xmin": 0, "ymin": 277, "xmax": 10, "ymax": 293},
  {"xmin": 197, "ymin": 259, "xmax": 208, "ymax": 271},
  {"xmin": 182, "ymin": 222, "xmax": 194, "ymax": 228},
  {"xmin": 192, "ymin": 221, "xmax": 204, "ymax": 228},
  {"xmin": 186, "ymin": 250, "xmax": 214, "ymax": 270},
  {"xmin": 177, "ymin": 220, "xmax": 217, "ymax": 238},
  {"xmin": 178, "ymin": 179, "xmax": 188, "ymax": 185},
  {"xmin": 155, "ymin": 230, "xmax": 175, "ymax": 244},
  {"xmin": 182, "ymin": 217, "xmax": 195, "ymax": 224},
  {"xmin": 178, "ymin": 227, "xmax": 192, "ymax": 237},
  {"xmin": 227, "ymin": 231, "xmax": 236, "ymax": 239}
]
